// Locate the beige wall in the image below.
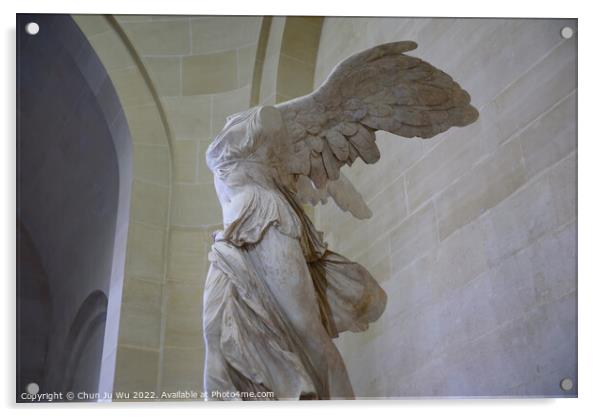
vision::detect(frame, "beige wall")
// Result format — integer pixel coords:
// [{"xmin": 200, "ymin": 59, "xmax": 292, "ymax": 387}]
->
[
  {"xmin": 74, "ymin": 14, "xmax": 262, "ymax": 398},
  {"xmin": 314, "ymin": 18, "xmax": 577, "ymax": 397},
  {"xmin": 257, "ymin": 16, "xmax": 323, "ymax": 106},
  {"xmin": 115, "ymin": 14, "xmax": 264, "ymax": 397},
  {"xmin": 74, "ymin": 14, "xmax": 323, "ymax": 400},
  {"xmin": 72, "ymin": 14, "xmax": 173, "ymax": 398},
  {"xmin": 116, "ymin": 15, "xmax": 262, "ymax": 397}
]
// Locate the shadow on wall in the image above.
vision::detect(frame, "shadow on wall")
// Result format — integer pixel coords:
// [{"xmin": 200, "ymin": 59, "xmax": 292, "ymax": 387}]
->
[{"xmin": 17, "ymin": 14, "xmax": 132, "ymax": 401}]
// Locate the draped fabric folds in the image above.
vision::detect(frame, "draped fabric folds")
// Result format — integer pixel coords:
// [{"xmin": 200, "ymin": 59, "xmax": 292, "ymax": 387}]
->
[
  {"xmin": 203, "ymin": 182, "xmax": 386, "ymax": 400},
  {"xmin": 203, "ymin": 105, "xmax": 387, "ymax": 400}
]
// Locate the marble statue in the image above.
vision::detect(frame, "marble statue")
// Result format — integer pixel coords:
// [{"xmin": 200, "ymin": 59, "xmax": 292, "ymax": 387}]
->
[{"xmin": 202, "ymin": 41, "xmax": 478, "ymax": 400}]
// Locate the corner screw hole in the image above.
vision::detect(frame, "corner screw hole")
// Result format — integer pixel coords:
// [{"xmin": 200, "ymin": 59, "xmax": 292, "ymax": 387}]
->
[
  {"xmin": 561, "ymin": 27, "xmax": 574, "ymax": 39},
  {"xmin": 560, "ymin": 377, "xmax": 574, "ymax": 392},
  {"xmin": 25, "ymin": 22, "xmax": 40, "ymax": 36}
]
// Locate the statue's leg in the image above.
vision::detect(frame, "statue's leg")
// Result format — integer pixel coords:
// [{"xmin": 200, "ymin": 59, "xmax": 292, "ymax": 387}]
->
[{"xmin": 246, "ymin": 226, "xmax": 354, "ymax": 399}]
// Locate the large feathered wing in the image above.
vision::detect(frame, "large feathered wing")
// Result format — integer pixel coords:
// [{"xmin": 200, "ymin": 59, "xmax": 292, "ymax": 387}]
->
[{"xmin": 274, "ymin": 41, "xmax": 479, "ymax": 219}]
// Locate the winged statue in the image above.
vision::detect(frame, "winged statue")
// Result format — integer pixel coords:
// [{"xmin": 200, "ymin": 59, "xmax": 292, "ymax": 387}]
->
[{"xmin": 202, "ymin": 41, "xmax": 478, "ymax": 400}]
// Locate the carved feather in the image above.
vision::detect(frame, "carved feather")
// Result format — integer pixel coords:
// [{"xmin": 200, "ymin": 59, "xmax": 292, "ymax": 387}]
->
[
  {"xmin": 309, "ymin": 152, "xmax": 328, "ymax": 189},
  {"xmin": 326, "ymin": 130, "xmax": 349, "ymax": 161},
  {"xmin": 349, "ymin": 125, "xmax": 379, "ymax": 164},
  {"xmin": 321, "ymin": 143, "xmax": 341, "ymax": 180},
  {"xmin": 274, "ymin": 40, "xmax": 479, "ymax": 218}
]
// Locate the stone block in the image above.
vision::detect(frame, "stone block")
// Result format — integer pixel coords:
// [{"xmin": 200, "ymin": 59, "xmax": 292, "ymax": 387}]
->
[
  {"xmin": 281, "ymin": 16, "xmax": 322, "ymax": 64},
  {"xmin": 182, "ymin": 51, "xmax": 238, "ymax": 95},
  {"xmin": 276, "ymin": 54, "xmax": 315, "ymax": 100},
  {"xmin": 172, "ymin": 140, "xmax": 198, "ymax": 183},
  {"xmin": 118, "ymin": 278, "xmax": 162, "ymax": 349},
  {"xmin": 315, "ymin": 18, "xmax": 370, "ymax": 83},
  {"xmin": 163, "ymin": 282, "xmax": 204, "ymax": 348},
  {"xmin": 143, "ymin": 57, "xmax": 181, "ymax": 97},
  {"xmin": 163, "ymin": 95, "xmax": 211, "ymax": 140},
  {"xmin": 150, "ymin": 15, "xmax": 190, "ymax": 22},
  {"xmin": 160, "ymin": 347, "xmax": 204, "ymax": 395},
  {"xmin": 486, "ymin": 40, "xmax": 577, "ymax": 151},
  {"xmin": 237, "ymin": 43, "xmax": 258, "ymax": 88},
  {"xmin": 431, "ymin": 290, "xmax": 577, "ymax": 396},
  {"xmin": 258, "ymin": 49, "xmax": 279, "ymax": 105},
  {"xmin": 433, "ymin": 273, "xmax": 498, "ymax": 360},
  {"xmin": 481, "ymin": 152, "xmax": 576, "ymax": 267},
  {"xmin": 72, "ymin": 14, "xmax": 111, "ymax": 37},
  {"xmin": 413, "ymin": 18, "xmax": 456, "ymax": 51},
  {"xmin": 170, "ymin": 183, "xmax": 221, "ymax": 227},
  {"xmin": 121, "ymin": 20, "xmax": 190, "ymax": 56},
  {"xmin": 385, "ymin": 252, "xmax": 437, "ymax": 320},
  {"xmin": 167, "ymin": 227, "xmax": 210, "ymax": 284},
  {"xmin": 210, "ymin": 86, "xmax": 252, "ymax": 137},
  {"xmin": 113, "ymin": 346, "xmax": 159, "ymax": 396},
  {"xmin": 351, "ymin": 131, "xmax": 423, "ymax": 204},
  {"xmin": 547, "ymin": 152, "xmax": 577, "ymax": 227},
  {"xmin": 258, "ymin": 18, "xmax": 285, "ymax": 102},
  {"xmin": 355, "ymin": 236, "xmax": 391, "ymax": 284},
  {"xmin": 109, "ymin": 67, "xmax": 154, "ymax": 108},
  {"xmin": 436, "ymin": 139, "xmax": 527, "ymax": 241},
  {"xmin": 190, "ymin": 16, "xmax": 261, "ymax": 55},
  {"xmin": 87, "ymin": 30, "xmax": 136, "ymax": 72},
  {"xmin": 520, "ymin": 92, "xmax": 576, "ymax": 179},
  {"xmin": 196, "ymin": 157, "xmax": 214, "ymax": 184},
  {"xmin": 380, "ymin": 297, "xmax": 442, "ymax": 378},
  {"xmin": 430, "ymin": 219, "xmax": 489, "ymax": 298},
  {"xmin": 389, "ymin": 203, "xmax": 438, "ymax": 273},
  {"xmin": 124, "ymin": 105, "xmax": 169, "ymax": 146},
  {"xmin": 130, "ymin": 180, "xmax": 170, "ymax": 227},
  {"xmin": 405, "ymin": 121, "xmax": 486, "ymax": 213},
  {"xmin": 114, "ymin": 15, "xmax": 153, "ymax": 23},
  {"xmin": 132, "ymin": 144, "xmax": 171, "ymax": 186},
  {"xmin": 337, "ymin": 174, "xmax": 408, "ymax": 257},
  {"xmin": 125, "ymin": 222, "xmax": 166, "ymax": 280},
  {"xmin": 486, "ymin": 221, "xmax": 576, "ymax": 328}
]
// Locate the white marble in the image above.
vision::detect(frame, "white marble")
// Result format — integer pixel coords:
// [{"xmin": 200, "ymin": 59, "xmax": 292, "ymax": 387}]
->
[{"xmin": 202, "ymin": 41, "xmax": 478, "ymax": 400}]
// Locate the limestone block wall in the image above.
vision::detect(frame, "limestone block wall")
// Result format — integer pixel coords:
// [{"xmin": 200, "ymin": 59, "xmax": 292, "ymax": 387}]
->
[
  {"xmin": 71, "ymin": 14, "xmax": 171, "ymax": 397},
  {"xmin": 314, "ymin": 18, "xmax": 577, "ymax": 397},
  {"xmin": 74, "ymin": 15, "xmax": 326, "ymax": 399},
  {"xmin": 114, "ymin": 15, "xmax": 263, "ymax": 396},
  {"xmin": 257, "ymin": 16, "xmax": 323, "ymax": 106},
  {"xmin": 75, "ymin": 14, "xmax": 266, "ymax": 398}
]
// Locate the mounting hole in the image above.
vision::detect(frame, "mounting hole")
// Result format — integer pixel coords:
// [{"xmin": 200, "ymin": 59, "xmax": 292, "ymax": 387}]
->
[
  {"xmin": 560, "ymin": 377, "xmax": 574, "ymax": 392},
  {"xmin": 560, "ymin": 26, "xmax": 574, "ymax": 39},
  {"xmin": 26, "ymin": 382, "xmax": 39, "ymax": 395},
  {"xmin": 25, "ymin": 22, "xmax": 40, "ymax": 35}
]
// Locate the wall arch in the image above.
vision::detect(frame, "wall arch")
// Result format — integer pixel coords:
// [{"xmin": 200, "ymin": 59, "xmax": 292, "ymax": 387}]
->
[
  {"xmin": 17, "ymin": 13, "xmax": 132, "ymax": 400},
  {"xmin": 61, "ymin": 290, "xmax": 108, "ymax": 395},
  {"xmin": 72, "ymin": 14, "xmax": 174, "ymax": 396}
]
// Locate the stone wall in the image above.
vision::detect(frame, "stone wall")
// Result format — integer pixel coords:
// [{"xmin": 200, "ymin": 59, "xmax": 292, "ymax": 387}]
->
[
  {"xmin": 314, "ymin": 18, "xmax": 577, "ymax": 397},
  {"xmin": 73, "ymin": 15, "xmax": 324, "ymax": 399},
  {"xmin": 114, "ymin": 15, "xmax": 263, "ymax": 396},
  {"xmin": 108, "ymin": 15, "xmax": 261, "ymax": 397}
]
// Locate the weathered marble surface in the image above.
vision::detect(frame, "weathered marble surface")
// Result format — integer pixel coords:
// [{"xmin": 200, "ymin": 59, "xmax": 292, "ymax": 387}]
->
[{"xmin": 203, "ymin": 41, "xmax": 478, "ymax": 400}]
